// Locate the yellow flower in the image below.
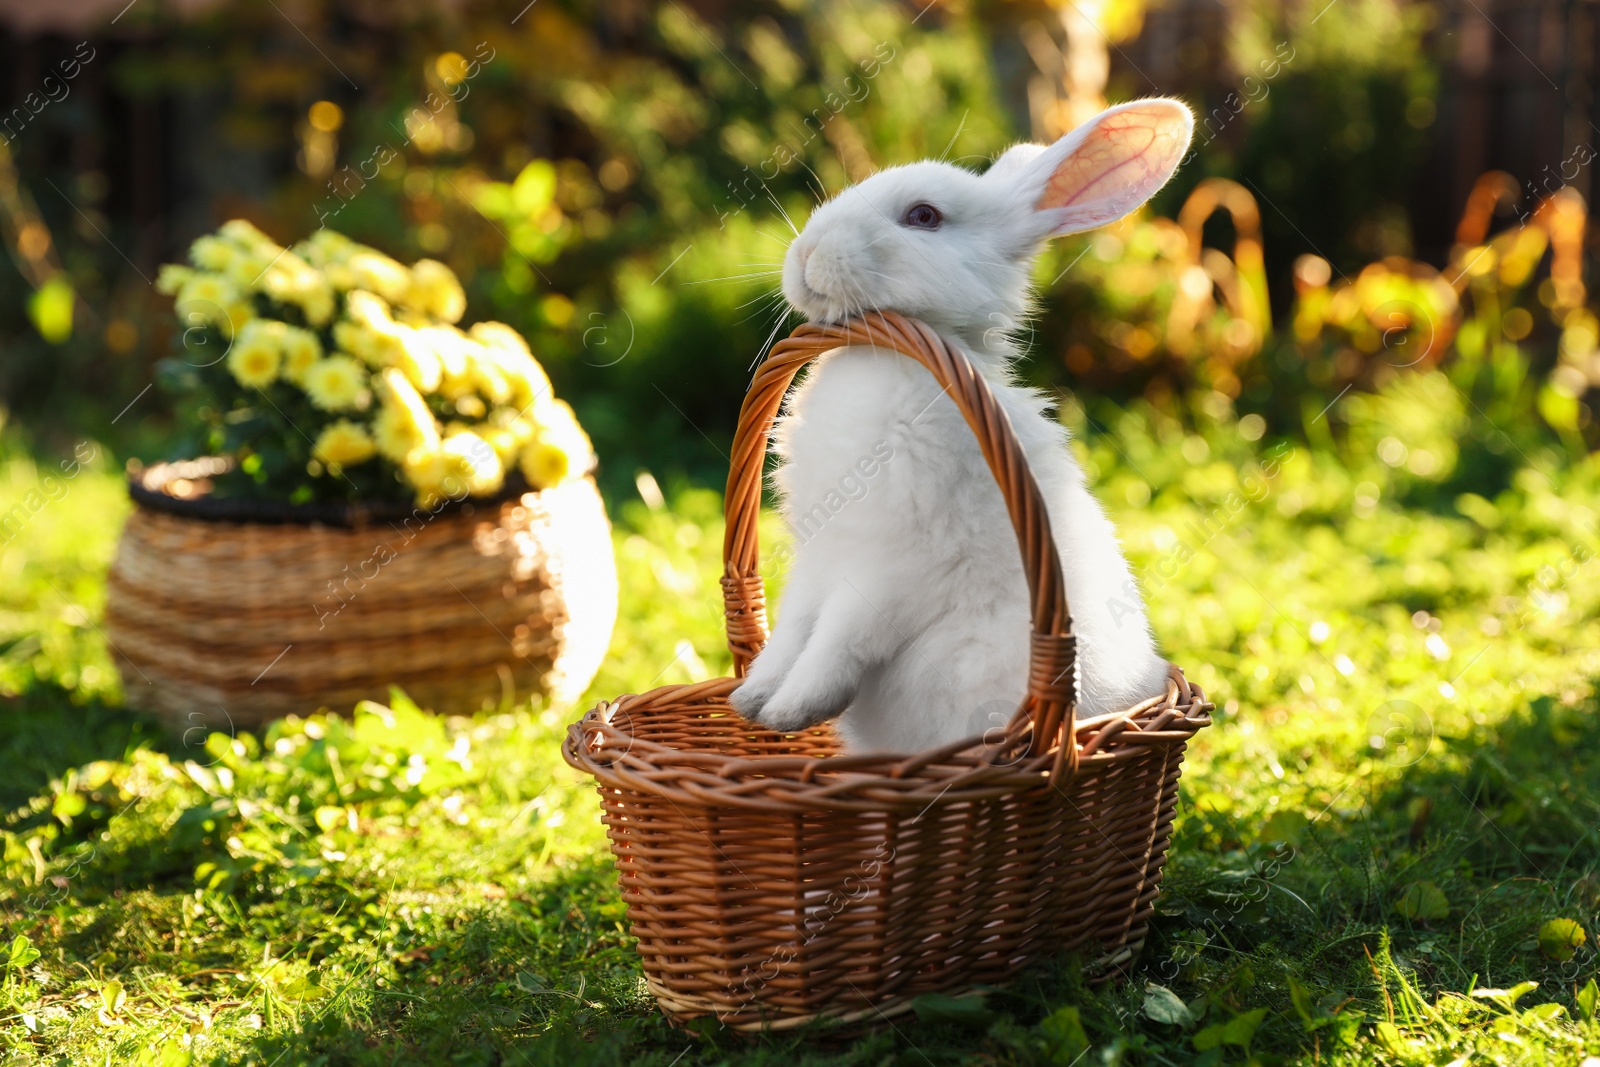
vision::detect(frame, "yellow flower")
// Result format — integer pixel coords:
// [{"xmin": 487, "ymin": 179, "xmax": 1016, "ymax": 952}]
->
[
  {"xmin": 220, "ymin": 218, "xmax": 276, "ymax": 249},
  {"xmin": 402, "ymin": 446, "xmax": 465, "ymax": 506},
  {"xmin": 416, "ymin": 325, "xmax": 478, "ymax": 398},
  {"xmin": 213, "ymin": 220, "xmax": 285, "ymax": 289},
  {"xmin": 281, "ymin": 326, "xmax": 323, "ymax": 384},
  {"xmin": 312, "ymin": 419, "xmax": 377, "ymax": 468},
  {"xmin": 176, "ymin": 272, "xmax": 238, "ymax": 315},
  {"xmin": 442, "ymin": 430, "xmax": 504, "ymax": 497},
  {"xmin": 488, "ymin": 408, "xmax": 537, "ymax": 447},
  {"xmin": 532, "ymin": 398, "xmax": 593, "ymax": 453},
  {"xmin": 372, "ymin": 405, "xmax": 422, "ymax": 463},
  {"xmin": 519, "ymin": 439, "xmax": 572, "ymax": 490},
  {"xmin": 393, "ymin": 326, "xmax": 442, "ymax": 392},
  {"xmin": 397, "ymin": 350, "xmax": 442, "ymax": 393},
  {"xmin": 297, "ymin": 283, "xmax": 335, "ymax": 328},
  {"xmin": 335, "ymin": 292, "xmax": 410, "ymax": 367},
  {"xmin": 294, "ymin": 229, "xmax": 358, "ymax": 268},
  {"xmin": 190, "ymin": 235, "xmax": 237, "ymax": 273},
  {"xmin": 226, "ymin": 324, "xmax": 282, "ymax": 389},
  {"xmin": 518, "ymin": 398, "xmax": 593, "ymax": 490},
  {"xmin": 378, "ymin": 367, "xmax": 441, "ymax": 452},
  {"xmin": 468, "ymin": 347, "xmax": 512, "ymax": 405},
  {"xmin": 156, "ymin": 264, "xmax": 194, "ymax": 295},
  {"xmin": 239, "ymin": 318, "xmax": 288, "ymax": 348},
  {"xmin": 405, "ymin": 258, "xmax": 467, "ymax": 323},
  {"xmin": 332, "ymin": 321, "xmax": 375, "ymax": 363},
  {"xmin": 348, "ymin": 251, "xmax": 411, "ymax": 303},
  {"xmin": 174, "ymin": 273, "xmax": 253, "ymax": 338},
  {"xmin": 483, "ymin": 425, "xmax": 520, "ymax": 463},
  {"xmin": 259, "ymin": 252, "xmax": 320, "ymax": 303},
  {"xmin": 219, "ymin": 301, "xmax": 255, "ymax": 339},
  {"xmin": 302, "ymin": 354, "xmax": 370, "ymax": 411},
  {"xmin": 224, "ymin": 253, "xmax": 269, "ymax": 292},
  {"xmin": 470, "ymin": 321, "xmax": 551, "ymax": 407},
  {"xmin": 344, "ymin": 289, "xmax": 392, "ymax": 328},
  {"xmin": 324, "ymin": 263, "xmax": 359, "ymax": 291},
  {"xmin": 334, "ymin": 321, "xmax": 405, "ymax": 368},
  {"xmin": 468, "ymin": 320, "xmax": 532, "ymax": 359}
]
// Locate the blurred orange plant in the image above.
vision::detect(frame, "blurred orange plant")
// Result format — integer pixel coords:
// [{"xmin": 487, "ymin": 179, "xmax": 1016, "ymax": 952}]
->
[
  {"xmin": 1052, "ymin": 177, "xmax": 1271, "ymax": 395},
  {"xmin": 1051, "ymin": 166, "xmax": 1596, "ymax": 443}
]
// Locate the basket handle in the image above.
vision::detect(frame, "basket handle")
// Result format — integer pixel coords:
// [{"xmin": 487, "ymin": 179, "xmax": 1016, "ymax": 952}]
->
[{"xmin": 721, "ymin": 311, "xmax": 1078, "ymax": 759}]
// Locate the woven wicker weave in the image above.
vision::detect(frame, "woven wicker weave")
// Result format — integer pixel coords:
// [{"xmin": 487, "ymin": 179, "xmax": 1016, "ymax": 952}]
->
[
  {"xmin": 105, "ymin": 462, "xmax": 618, "ymax": 731},
  {"xmin": 564, "ymin": 312, "xmax": 1211, "ymax": 1032}
]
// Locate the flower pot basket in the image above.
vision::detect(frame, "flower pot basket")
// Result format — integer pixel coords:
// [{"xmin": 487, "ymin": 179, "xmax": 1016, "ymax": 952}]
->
[
  {"xmin": 563, "ymin": 312, "xmax": 1212, "ymax": 1032},
  {"xmin": 105, "ymin": 458, "xmax": 618, "ymax": 732}
]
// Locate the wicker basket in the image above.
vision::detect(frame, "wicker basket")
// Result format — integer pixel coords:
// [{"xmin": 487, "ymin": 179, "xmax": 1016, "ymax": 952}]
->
[
  {"xmin": 105, "ymin": 459, "xmax": 618, "ymax": 732},
  {"xmin": 563, "ymin": 312, "xmax": 1212, "ymax": 1032}
]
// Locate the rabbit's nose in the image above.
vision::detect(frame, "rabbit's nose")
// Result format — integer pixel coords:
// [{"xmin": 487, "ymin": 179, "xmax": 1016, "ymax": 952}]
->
[{"xmin": 793, "ymin": 244, "xmax": 813, "ymax": 270}]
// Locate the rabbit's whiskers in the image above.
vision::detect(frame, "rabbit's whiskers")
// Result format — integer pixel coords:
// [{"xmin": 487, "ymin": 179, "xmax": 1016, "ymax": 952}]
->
[{"xmin": 682, "ymin": 270, "xmax": 783, "ymax": 285}]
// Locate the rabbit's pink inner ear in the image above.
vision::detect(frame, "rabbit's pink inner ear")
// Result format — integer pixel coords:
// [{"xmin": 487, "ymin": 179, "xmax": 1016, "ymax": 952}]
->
[{"xmin": 1035, "ymin": 103, "xmax": 1192, "ymax": 233}]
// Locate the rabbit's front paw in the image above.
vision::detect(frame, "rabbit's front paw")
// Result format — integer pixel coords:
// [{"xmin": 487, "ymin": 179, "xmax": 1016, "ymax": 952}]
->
[
  {"xmin": 755, "ymin": 672, "xmax": 854, "ymax": 733},
  {"xmin": 729, "ymin": 674, "xmax": 780, "ymax": 721}
]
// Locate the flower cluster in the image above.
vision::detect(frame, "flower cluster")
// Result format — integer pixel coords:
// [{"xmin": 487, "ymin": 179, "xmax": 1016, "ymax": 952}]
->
[{"xmin": 156, "ymin": 221, "xmax": 593, "ymax": 506}]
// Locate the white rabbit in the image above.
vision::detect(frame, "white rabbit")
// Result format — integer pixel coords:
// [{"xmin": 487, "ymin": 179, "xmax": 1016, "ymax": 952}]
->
[{"xmin": 728, "ymin": 99, "xmax": 1194, "ymax": 754}]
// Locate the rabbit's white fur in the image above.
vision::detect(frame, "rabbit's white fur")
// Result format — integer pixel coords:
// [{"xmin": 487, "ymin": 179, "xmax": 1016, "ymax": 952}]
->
[{"xmin": 729, "ymin": 99, "xmax": 1194, "ymax": 753}]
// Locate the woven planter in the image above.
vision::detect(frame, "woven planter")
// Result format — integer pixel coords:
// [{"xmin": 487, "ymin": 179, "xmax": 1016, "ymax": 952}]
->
[
  {"xmin": 105, "ymin": 458, "xmax": 618, "ymax": 732},
  {"xmin": 564, "ymin": 312, "xmax": 1213, "ymax": 1032}
]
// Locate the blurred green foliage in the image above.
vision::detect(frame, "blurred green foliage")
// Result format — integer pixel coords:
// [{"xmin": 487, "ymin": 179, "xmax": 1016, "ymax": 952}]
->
[
  {"xmin": 7, "ymin": 0, "xmax": 1595, "ymax": 496},
  {"xmin": 2, "ymin": 0, "xmax": 1009, "ymax": 496},
  {"xmin": 1212, "ymin": 0, "xmax": 1440, "ymax": 271}
]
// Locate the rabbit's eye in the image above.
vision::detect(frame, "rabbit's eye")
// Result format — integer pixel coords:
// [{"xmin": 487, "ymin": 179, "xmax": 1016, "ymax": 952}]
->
[{"xmin": 902, "ymin": 203, "xmax": 942, "ymax": 230}]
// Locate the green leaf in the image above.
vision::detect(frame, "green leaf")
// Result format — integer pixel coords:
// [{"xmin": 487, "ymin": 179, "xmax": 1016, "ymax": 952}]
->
[
  {"xmin": 1258, "ymin": 809, "xmax": 1308, "ymax": 844},
  {"xmin": 511, "ymin": 160, "xmax": 557, "ymax": 216},
  {"xmin": 1373, "ymin": 1020, "xmax": 1408, "ymax": 1056},
  {"xmin": 1394, "ymin": 881, "xmax": 1449, "ymax": 921},
  {"xmin": 1576, "ymin": 978, "xmax": 1598, "ymax": 1021},
  {"xmin": 471, "ymin": 181, "xmax": 513, "ymax": 218},
  {"xmin": 1219, "ymin": 1006, "xmax": 1268, "ymax": 1048},
  {"xmin": 100, "ymin": 978, "xmax": 126, "ymax": 1014},
  {"xmin": 1537, "ymin": 918, "xmax": 1587, "ymax": 962},
  {"xmin": 1472, "ymin": 980, "xmax": 1539, "ymax": 1012},
  {"xmin": 134, "ymin": 1038, "xmax": 193, "ymax": 1067},
  {"xmin": 1319, "ymin": 1006, "xmax": 1366, "ymax": 1047},
  {"xmin": 6, "ymin": 934, "xmax": 40, "ymax": 971},
  {"xmin": 27, "ymin": 276, "xmax": 74, "ymax": 344},
  {"xmin": 280, "ymin": 969, "xmax": 331, "ymax": 1002},
  {"xmin": 910, "ymin": 991, "xmax": 992, "ymax": 1027},
  {"xmin": 1537, "ymin": 382, "xmax": 1580, "ymax": 430},
  {"xmin": 51, "ymin": 790, "xmax": 87, "ymax": 823},
  {"xmin": 1288, "ymin": 977, "xmax": 1315, "ymax": 1025},
  {"xmin": 1041, "ymin": 1004, "xmax": 1089, "ymax": 1065},
  {"xmin": 1193, "ymin": 1021, "xmax": 1227, "ymax": 1052},
  {"xmin": 386, "ymin": 686, "xmax": 425, "ymax": 718},
  {"xmin": 314, "ymin": 806, "xmax": 348, "ymax": 834},
  {"xmin": 1143, "ymin": 982, "xmax": 1194, "ymax": 1027},
  {"xmin": 682, "ymin": 1015, "xmax": 722, "ymax": 1039}
]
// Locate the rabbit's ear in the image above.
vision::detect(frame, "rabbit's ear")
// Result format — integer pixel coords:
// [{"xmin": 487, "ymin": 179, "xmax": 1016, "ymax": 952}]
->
[
  {"xmin": 984, "ymin": 142, "xmax": 1048, "ymax": 184},
  {"xmin": 1008, "ymin": 98, "xmax": 1193, "ymax": 237}
]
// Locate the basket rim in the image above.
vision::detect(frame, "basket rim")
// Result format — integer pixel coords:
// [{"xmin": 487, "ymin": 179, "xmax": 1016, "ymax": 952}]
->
[
  {"xmin": 562, "ymin": 665, "xmax": 1212, "ymax": 814},
  {"xmin": 125, "ymin": 456, "xmax": 550, "ymax": 528}
]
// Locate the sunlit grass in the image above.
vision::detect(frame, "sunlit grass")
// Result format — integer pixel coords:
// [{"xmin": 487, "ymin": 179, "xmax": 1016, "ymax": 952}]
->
[{"xmin": 2, "ymin": 372, "xmax": 1598, "ymax": 1064}]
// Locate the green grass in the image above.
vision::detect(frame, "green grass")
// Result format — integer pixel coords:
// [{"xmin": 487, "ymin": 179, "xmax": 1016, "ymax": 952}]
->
[{"xmin": 3, "ymin": 368, "xmax": 1599, "ymax": 1066}]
